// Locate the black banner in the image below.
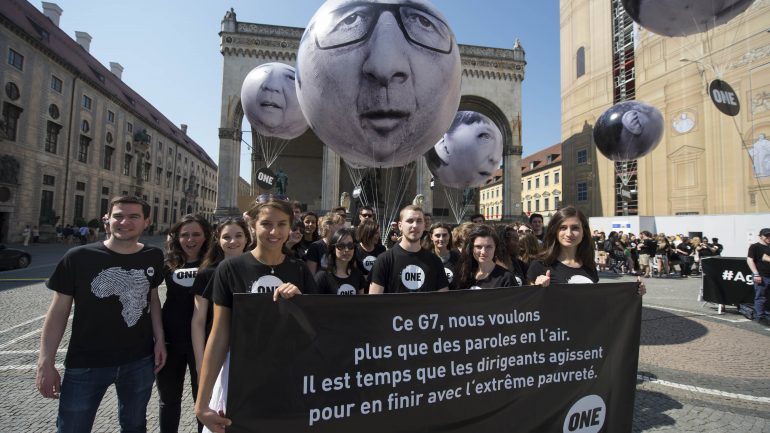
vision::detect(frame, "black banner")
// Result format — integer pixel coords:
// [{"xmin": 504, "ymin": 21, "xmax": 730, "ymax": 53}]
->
[
  {"xmin": 228, "ymin": 283, "xmax": 641, "ymax": 433},
  {"xmin": 701, "ymin": 257, "xmax": 755, "ymax": 305}
]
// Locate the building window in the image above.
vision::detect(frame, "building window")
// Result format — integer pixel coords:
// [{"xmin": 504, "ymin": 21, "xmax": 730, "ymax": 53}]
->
[
  {"xmin": 544, "ymin": 198, "xmax": 550, "ymax": 210},
  {"xmin": 577, "ymin": 149, "xmax": 588, "ymax": 164},
  {"xmin": 555, "ymin": 172, "xmax": 560, "ymax": 184},
  {"xmin": 158, "ymin": 141, "xmax": 163, "ymax": 152},
  {"xmin": 103, "ymin": 146, "xmax": 114, "ymax": 170},
  {"xmin": 123, "ymin": 154, "xmax": 133, "ymax": 176},
  {"xmin": 51, "ymin": 75, "xmax": 63, "ymax": 93},
  {"xmin": 127, "ymin": 122, "xmax": 133, "ymax": 133},
  {"xmin": 81, "ymin": 120, "xmax": 90, "ymax": 133},
  {"xmin": 163, "ymin": 207, "xmax": 168, "ymax": 223},
  {"xmin": 536, "ymin": 199, "xmax": 540, "ymax": 212},
  {"xmin": 8, "ymin": 48, "xmax": 23, "ymax": 70},
  {"xmin": 5, "ymin": 82, "xmax": 20, "ymax": 100},
  {"xmin": 48, "ymin": 104, "xmax": 60, "ymax": 119},
  {"xmin": 527, "ymin": 179, "xmax": 531, "ymax": 190},
  {"xmin": 74, "ymin": 195, "xmax": 84, "ymax": 220},
  {"xmin": 43, "ymin": 175, "xmax": 55, "ymax": 186},
  {"xmin": 102, "ymin": 186, "xmax": 109, "ymax": 195},
  {"xmin": 45, "ymin": 121, "xmax": 61, "ymax": 153},
  {"xmin": 82, "ymin": 95, "xmax": 92, "ymax": 110},
  {"xmin": 76, "ymin": 181, "xmax": 86, "ymax": 191},
  {"xmin": 527, "ymin": 201, "xmax": 531, "ymax": 212},
  {"xmin": 577, "ymin": 182, "xmax": 588, "ymax": 202},
  {"xmin": 106, "ymin": 132, "xmax": 113, "ymax": 144},
  {"xmin": 41, "ymin": 190, "xmax": 54, "ymax": 222},
  {"xmin": 2, "ymin": 102, "xmax": 22, "ymax": 141},
  {"xmin": 143, "ymin": 163, "xmax": 151, "ymax": 181},
  {"xmin": 100, "ymin": 198, "xmax": 109, "ymax": 217},
  {"xmin": 576, "ymin": 46, "xmax": 585, "ymax": 78},
  {"xmin": 544, "ymin": 174, "xmax": 549, "ymax": 186},
  {"xmin": 78, "ymin": 135, "xmax": 91, "ymax": 163},
  {"xmin": 156, "ymin": 167, "xmax": 162, "ymax": 185},
  {"xmin": 535, "ymin": 177, "xmax": 540, "ymax": 188},
  {"xmin": 107, "ymin": 110, "xmax": 115, "ymax": 123},
  {"xmin": 555, "ymin": 196, "xmax": 560, "ymax": 209},
  {"xmin": 166, "ymin": 171, "xmax": 172, "ymax": 187}
]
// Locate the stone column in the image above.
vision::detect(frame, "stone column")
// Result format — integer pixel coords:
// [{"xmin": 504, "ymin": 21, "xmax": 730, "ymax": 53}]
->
[
  {"xmin": 414, "ymin": 158, "xmax": 433, "ymax": 212},
  {"xmin": 503, "ymin": 113, "xmax": 523, "ymax": 219},
  {"xmin": 321, "ymin": 146, "xmax": 340, "ymax": 212},
  {"xmin": 214, "ymin": 127, "xmax": 242, "ymax": 217}
]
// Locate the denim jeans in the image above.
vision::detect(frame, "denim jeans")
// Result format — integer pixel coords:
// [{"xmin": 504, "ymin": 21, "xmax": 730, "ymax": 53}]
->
[
  {"xmin": 755, "ymin": 276, "xmax": 770, "ymax": 321},
  {"xmin": 57, "ymin": 355, "xmax": 155, "ymax": 433}
]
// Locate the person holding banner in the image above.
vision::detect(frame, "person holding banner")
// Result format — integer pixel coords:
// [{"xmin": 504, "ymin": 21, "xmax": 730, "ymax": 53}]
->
[
  {"xmin": 457, "ymin": 225, "xmax": 518, "ymax": 290},
  {"xmin": 195, "ymin": 199, "xmax": 318, "ymax": 433},
  {"xmin": 354, "ymin": 219, "xmax": 385, "ymax": 278},
  {"xmin": 315, "ymin": 228, "xmax": 368, "ymax": 295},
  {"xmin": 424, "ymin": 222, "xmax": 461, "ymax": 290},
  {"xmin": 369, "ymin": 205, "xmax": 449, "ymax": 294}
]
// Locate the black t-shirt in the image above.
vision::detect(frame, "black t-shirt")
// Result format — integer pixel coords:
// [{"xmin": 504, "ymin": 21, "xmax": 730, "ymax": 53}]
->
[
  {"xmin": 212, "ymin": 253, "xmax": 319, "ymax": 308},
  {"xmin": 47, "ymin": 242, "xmax": 165, "ymax": 368},
  {"xmin": 640, "ymin": 239, "xmax": 657, "ymax": 256},
  {"xmin": 304, "ymin": 239, "xmax": 330, "ymax": 270},
  {"xmin": 526, "ymin": 260, "xmax": 599, "ymax": 284},
  {"xmin": 509, "ymin": 257, "xmax": 528, "ymax": 287},
  {"xmin": 677, "ymin": 242, "xmax": 694, "ymax": 257},
  {"xmin": 355, "ymin": 243, "xmax": 386, "ymax": 275},
  {"xmin": 162, "ymin": 261, "xmax": 200, "ymax": 350},
  {"xmin": 314, "ymin": 268, "xmax": 367, "ymax": 295},
  {"xmin": 298, "ymin": 238, "xmax": 314, "ymax": 259},
  {"xmin": 712, "ymin": 242, "xmax": 723, "ymax": 256},
  {"xmin": 370, "ymin": 244, "xmax": 449, "ymax": 293},
  {"xmin": 191, "ymin": 265, "xmax": 217, "ymax": 340},
  {"xmin": 436, "ymin": 250, "xmax": 461, "ymax": 290},
  {"xmin": 748, "ymin": 242, "xmax": 770, "ymax": 277},
  {"xmin": 467, "ymin": 265, "xmax": 518, "ymax": 290}
]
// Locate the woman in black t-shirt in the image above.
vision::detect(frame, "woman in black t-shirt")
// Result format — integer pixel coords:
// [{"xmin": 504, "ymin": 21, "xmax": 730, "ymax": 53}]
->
[
  {"xmin": 305, "ymin": 213, "xmax": 346, "ymax": 274},
  {"xmin": 494, "ymin": 224, "xmax": 527, "ymax": 286},
  {"xmin": 315, "ymin": 228, "xmax": 367, "ymax": 294},
  {"xmin": 298, "ymin": 211, "xmax": 319, "ymax": 258},
  {"xmin": 197, "ymin": 199, "xmax": 315, "ymax": 432},
  {"xmin": 424, "ymin": 222, "xmax": 461, "ymax": 289},
  {"xmin": 355, "ymin": 219, "xmax": 386, "ymax": 277},
  {"xmin": 457, "ymin": 225, "xmax": 517, "ymax": 290},
  {"xmin": 158, "ymin": 214, "xmax": 212, "ymax": 433},
  {"xmin": 191, "ymin": 218, "xmax": 251, "ymax": 375}
]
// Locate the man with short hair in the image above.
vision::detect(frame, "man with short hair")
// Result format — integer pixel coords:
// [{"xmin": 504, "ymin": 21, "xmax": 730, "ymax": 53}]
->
[
  {"xmin": 470, "ymin": 214, "xmax": 485, "ymax": 224},
  {"xmin": 358, "ymin": 206, "xmax": 376, "ymax": 224},
  {"xmin": 291, "ymin": 200, "xmax": 303, "ymax": 222},
  {"xmin": 747, "ymin": 228, "xmax": 770, "ymax": 326},
  {"xmin": 36, "ymin": 196, "xmax": 167, "ymax": 433},
  {"xmin": 332, "ymin": 206, "xmax": 347, "ymax": 221},
  {"xmin": 529, "ymin": 213, "xmax": 544, "ymax": 241},
  {"xmin": 370, "ymin": 206, "xmax": 449, "ymax": 294},
  {"xmin": 421, "ymin": 212, "xmax": 433, "ymax": 241}
]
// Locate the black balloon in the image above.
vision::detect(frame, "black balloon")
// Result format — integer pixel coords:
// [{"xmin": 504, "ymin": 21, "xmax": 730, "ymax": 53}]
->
[
  {"xmin": 622, "ymin": 0, "xmax": 755, "ymax": 37},
  {"xmin": 594, "ymin": 101, "xmax": 663, "ymax": 162}
]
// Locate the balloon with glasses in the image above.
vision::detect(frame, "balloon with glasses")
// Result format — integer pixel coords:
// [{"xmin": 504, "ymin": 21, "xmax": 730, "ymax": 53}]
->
[{"xmin": 298, "ymin": 0, "xmax": 462, "ymax": 235}]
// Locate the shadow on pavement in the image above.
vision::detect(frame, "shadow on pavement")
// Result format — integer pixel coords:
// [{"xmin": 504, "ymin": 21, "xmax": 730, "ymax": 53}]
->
[
  {"xmin": 633, "ymin": 384, "xmax": 682, "ymax": 431},
  {"xmin": 0, "ymin": 279, "xmax": 47, "ymax": 292},
  {"xmin": 640, "ymin": 307, "xmax": 708, "ymax": 346}
]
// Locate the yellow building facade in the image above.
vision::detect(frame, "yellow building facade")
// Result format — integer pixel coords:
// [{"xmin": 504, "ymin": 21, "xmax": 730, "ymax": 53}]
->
[
  {"xmin": 479, "ymin": 169, "xmax": 504, "ymax": 221},
  {"xmin": 521, "ymin": 143, "xmax": 562, "ymax": 217},
  {"xmin": 560, "ymin": 0, "xmax": 770, "ymax": 216}
]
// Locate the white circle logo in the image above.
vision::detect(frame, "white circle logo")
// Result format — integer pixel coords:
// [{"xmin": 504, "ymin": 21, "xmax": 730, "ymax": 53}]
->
[
  {"xmin": 172, "ymin": 267, "xmax": 198, "ymax": 288},
  {"xmin": 146, "ymin": 267, "xmax": 155, "ymax": 277},
  {"xmin": 251, "ymin": 275, "xmax": 284, "ymax": 294},
  {"xmin": 337, "ymin": 284, "xmax": 356, "ymax": 295},
  {"xmin": 400, "ymin": 265, "xmax": 426, "ymax": 291},
  {"xmin": 563, "ymin": 395, "xmax": 606, "ymax": 433},
  {"xmin": 444, "ymin": 267, "xmax": 454, "ymax": 284},
  {"xmin": 363, "ymin": 255, "xmax": 377, "ymax": 272},
  {"xmin": 567, "ymin": 275, "xmax": 594, "ymax": 285},
  {"xmin": 515, "ymin": 275, "xmax": 523, "ymax": 286}
]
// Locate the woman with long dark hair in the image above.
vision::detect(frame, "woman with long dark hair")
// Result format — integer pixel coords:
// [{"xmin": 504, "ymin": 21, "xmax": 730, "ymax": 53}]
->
[
  {"xmin": 355, "ymin": 219, "xmax": 385, "ymax": 276},
  {"xmin": 158, "ymin": 214, "xmax": 212, "ymax": 433},
  {"xmin": 457, "ymin": 225, "xmax": 517, "ymax": 290},
  {"xmin": 424, "ymin": 222, "xmax": 461, "ymax": 289},
  {"xmin": 298, "ymin": 211, "xmax": 319, "ymax": 257},
  {"xmin": 315, "ymin": 228, "xmax": 367, "ymax": 295},
  {"xmin": 494, "ymin": 224, "xmax": 527, "ymax": 286}
]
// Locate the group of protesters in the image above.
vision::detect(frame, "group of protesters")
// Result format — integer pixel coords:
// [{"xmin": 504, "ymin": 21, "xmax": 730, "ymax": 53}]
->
[{"xmin": 36, "ymin": 194, "xmax": 647, "ymax": 433}]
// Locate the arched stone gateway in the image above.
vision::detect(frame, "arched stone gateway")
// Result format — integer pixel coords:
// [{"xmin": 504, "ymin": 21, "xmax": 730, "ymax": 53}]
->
[{"xmin": 215, "ymin": 10, "xmax": 526, "ymax": 219}]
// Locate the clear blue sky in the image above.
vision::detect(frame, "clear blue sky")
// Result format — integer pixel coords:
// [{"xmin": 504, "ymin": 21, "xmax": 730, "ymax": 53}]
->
[{"xmin": 46, "ymin": 1, "xmax": 560, "ymax": 180}]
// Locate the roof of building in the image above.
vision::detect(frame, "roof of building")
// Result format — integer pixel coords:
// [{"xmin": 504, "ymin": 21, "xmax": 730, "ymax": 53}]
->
[
  {"xmin": 0, "ymin": 0, "xmax": 217, "ymax": 169},
  {"xmin": 521, "ymin": 142, "xmax": 562, "ymax": 175}
]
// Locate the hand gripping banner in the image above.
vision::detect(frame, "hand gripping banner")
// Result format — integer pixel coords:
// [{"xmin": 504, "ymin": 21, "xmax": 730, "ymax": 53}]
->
[{"xmin": 227, "ymin": 283, "xmax": 641, "ymax": 433}]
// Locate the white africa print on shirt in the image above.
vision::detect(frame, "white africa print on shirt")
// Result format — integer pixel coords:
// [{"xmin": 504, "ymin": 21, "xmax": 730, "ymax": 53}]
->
[
  {"xmin": 91, "ymin": 267, "xmax": 151, "ymax": 327},
  {"xmin": 172, "ymin": 267, "xmax": 198, "ymax": 288},
  {"xmin": 251, "ymin": 275, "xmax": 284, "ymax": 294},
  {"xmin": 400, "ymin": 265, "xmax": 426, "ymax": 291}
]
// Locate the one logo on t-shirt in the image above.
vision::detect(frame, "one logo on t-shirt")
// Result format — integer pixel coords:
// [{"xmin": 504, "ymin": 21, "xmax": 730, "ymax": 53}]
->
[
  {"xmin": 146, "ymin": 267, "xmax": 155, "ymax": 277},
  {"xmin": 337, "ymin": 284, "xmax": 356, "ymax": 295},
  {"xmin": 567, "ymin": 275, "xmax": 594, "ymax": 284},
  {"xmin": 444, "ymin": 267, "xmax": 454, "ymax": 284},
  {"xmin": 400, "ymin": 265, "xmax": 426, "ymax": 291},
  {"xmin": 172, "ymin": 268, "xmax": 198, "ymax": 288},
  {"xmin": 363, "ymin": 256, "xmax": 377, "ymax": 272},
  {"xmin": 251, "ymin": 275, "xmax": 284, "ymax": 294},
  {"xmin": 91, "ymin": 267, "xmax": 150, "ymax": 327}
]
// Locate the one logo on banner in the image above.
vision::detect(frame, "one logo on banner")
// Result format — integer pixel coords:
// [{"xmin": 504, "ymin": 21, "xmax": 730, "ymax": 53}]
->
[
  {"xmin": 363, "ymin": 255, "xmax": 377, "ymax": 272},
  {"xmin": 256, "ymin": 167, "xmax": 276, "ymax": 190},
  {"xmin": 172, "ymin": 267, "xmax": 198, "ymax": 288},
  {"xmin": 567, "ymin": 275, "xmax": 594, "ymax": 284},
  {"xmin": 251, "ymin": 275, "xmax": 284, "ymax": 294},
  {"xmin": 337, "ymin": 284, "xmax": 356, "ymax": 295},
  {"xmin": 444, "ymin": 267, "xmax": 454, "ymax": 284},
  {"xmin": 400, "ymin": 265, "xmax": 426, "ymax": 291},
  {"xmin": 563, "ymin": 394, "xmax": 606, "ymax": 433},
  {"xmin": 709, "ymin": 79, "xmax": 740, "ymax": 117}
]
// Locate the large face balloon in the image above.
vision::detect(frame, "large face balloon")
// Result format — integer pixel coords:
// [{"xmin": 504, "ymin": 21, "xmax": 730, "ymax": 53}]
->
[
  {"xmin": 594, "ymin": 101, "xmax": 663, "ymax": 162},
  {"xmin": 296, "ymin": 0, "xmax": 462, "ymax": 168},
  {"xmin": 241, "ymin": 63, "xmax": 308, "ymax": 140},
  {"xmin": 622, "ymin": 0, "xmax": 755, "ymax": 37},
  {"xmin": 425, "ymin": 111, "xmax": 503, "ymax": 189}
]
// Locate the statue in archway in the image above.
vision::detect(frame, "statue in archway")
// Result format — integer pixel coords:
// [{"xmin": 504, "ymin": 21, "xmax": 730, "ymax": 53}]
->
[{"xmin": 275, "ymin": 168, "xmax": 288, "ymax": 195}]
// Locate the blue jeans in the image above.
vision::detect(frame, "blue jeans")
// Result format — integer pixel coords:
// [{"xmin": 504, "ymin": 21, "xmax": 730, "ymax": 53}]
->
[
  {"xmin": 755, "ymin": 276, "xmax": 770, "ymax": 321},
  {"xmin": 57, "ymin": 355, "xmax": 155, "ymax": 433}
]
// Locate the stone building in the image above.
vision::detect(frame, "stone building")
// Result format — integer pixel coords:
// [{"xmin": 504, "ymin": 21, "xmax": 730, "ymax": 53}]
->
[
  {"xmin": 0, "ymin": 1, "xmax": 218, "ymax": 242},
  {"xmin": 215, "ymin": 9, "xmax": 526, "ymax": 222},
  {"xmin": 521, "ymin": 143, "xmax": 562, "ymax": 217},
  {"xmin": 479, "ymin": 169, "xmax": 504, "ymax": 221},
  {"xmin": 560, "ymin": 0, "xmax": 770, "ymax": 216}
]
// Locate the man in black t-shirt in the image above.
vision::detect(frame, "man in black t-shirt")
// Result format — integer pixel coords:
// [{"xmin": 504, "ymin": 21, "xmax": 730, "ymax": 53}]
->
[
  {"xmin": 529, "ymin": 213, "xmax": 544, "ymax": 241},
  {"xmin": 370, "ymin": 206, "xmax": 449, "ymax": 294},
  {"xmin": 36, "ymin": 196, "xmax": 167, "ymax": 433},
  {"xmin": 747, "ymin": 228, "xmax": 770, "ymax": 325}
]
